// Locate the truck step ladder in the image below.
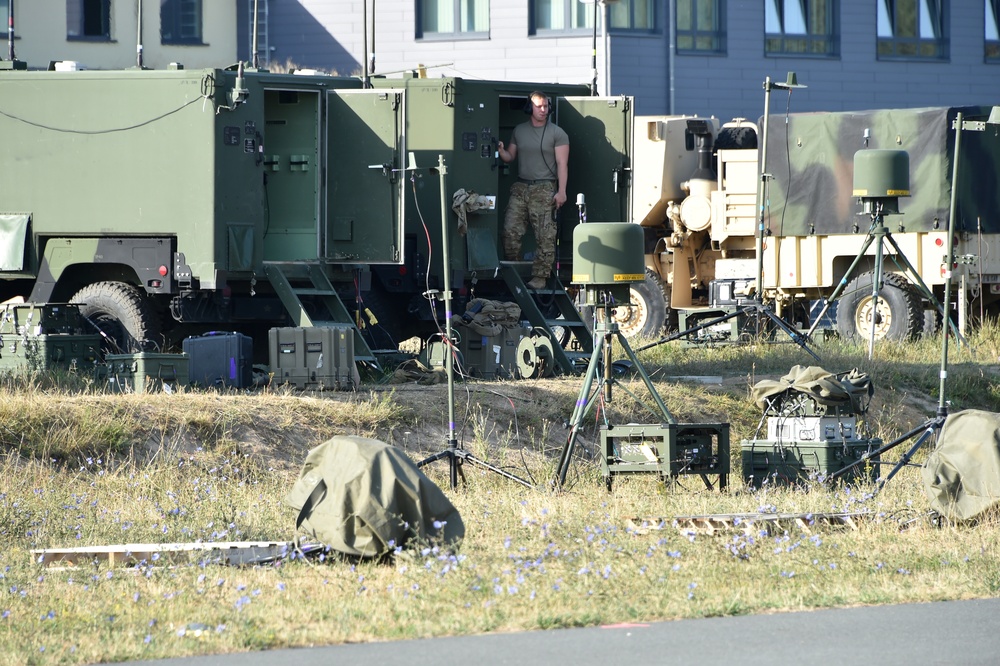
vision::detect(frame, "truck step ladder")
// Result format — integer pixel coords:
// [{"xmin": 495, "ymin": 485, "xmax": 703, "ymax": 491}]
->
[
  {"xmin": 262, "ymin": 262, "xmax": 379, "ymax": 368},
  {"xmin": 499, "ymin": 262, "xmax": 592, "ymax": 375}
]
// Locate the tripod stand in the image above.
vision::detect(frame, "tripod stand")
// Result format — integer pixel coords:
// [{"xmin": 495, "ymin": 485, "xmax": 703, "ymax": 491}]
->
[
  {"xmin": 829, "ymin": 113, "xmax": 970, "ymax": 491},
  {"xmin": 555, "ymin": 299, "xmax": 675, "ymax": 487},
  {"xmin": 412, "ymin": 154, "xmax": 533, "ymax": 490},
  {"xmin": 805, "ymin": 205, "xmax": 948, "ymax": 359}
]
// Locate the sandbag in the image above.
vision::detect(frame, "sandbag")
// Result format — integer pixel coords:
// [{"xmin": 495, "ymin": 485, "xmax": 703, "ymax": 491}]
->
[
  {"xmin": 284, "ymin": 435, "xmax": 464, "ymax": 558},
  {"xmin": 922, "ymin": 410, "xmax": 1000, "ymax": 522}
]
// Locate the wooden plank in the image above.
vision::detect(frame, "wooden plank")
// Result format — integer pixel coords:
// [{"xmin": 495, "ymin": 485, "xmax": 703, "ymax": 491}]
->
[{"xmin": 31, "ymin": 540, "xmax": 323, "ymax": 568}]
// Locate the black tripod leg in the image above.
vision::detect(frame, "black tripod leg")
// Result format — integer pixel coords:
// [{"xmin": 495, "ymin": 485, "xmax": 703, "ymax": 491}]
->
[
  {"xmin": 757, "ymin": 306, "xmax": 821, "ymax": 362},
  {"xmin": 457, "ymin": 450, "xmax": 534, "ymax": 489},
  {"xmin": 805, "ymin": 228, "xmax": 879, "ymax": 339},
  {"xmin": 882, "ymin": 232, "xmax": 967, "ymax": 346},
  {"xmin": 828, "ymin": 416, "xmax": 944, "ymax": 483},
  {"xmin": 875, "ymin": 425, "xmax": 937, "ymax": 492},
  {"xmin": 556, "ymin": 332, "xmax": 606, "ymax": 487}
]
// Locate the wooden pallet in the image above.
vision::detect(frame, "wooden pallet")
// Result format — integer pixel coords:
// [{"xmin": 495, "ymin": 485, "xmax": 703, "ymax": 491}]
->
[{"xmin": 627, "ymin": 512, "xmax": 872, "ymax": 536}]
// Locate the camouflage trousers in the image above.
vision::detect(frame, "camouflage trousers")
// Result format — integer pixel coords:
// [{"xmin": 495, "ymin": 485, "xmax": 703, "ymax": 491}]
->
[{"xmin": 503, "ymin": 181, "xmax": 557, "ymax": 280}]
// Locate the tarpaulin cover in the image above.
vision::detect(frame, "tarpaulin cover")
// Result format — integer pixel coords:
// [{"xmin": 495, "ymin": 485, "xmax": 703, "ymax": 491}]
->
[
  {"xmin": 750, "ymin": 365, "xmax": 873, "ymax": 414},
  {"xmin": 284, "ymin": 435, "xmax": 464, "ymax": 558},
  {"xmin": 922, "ymin": 410, "xmax": 1000, "ymax": 522}
]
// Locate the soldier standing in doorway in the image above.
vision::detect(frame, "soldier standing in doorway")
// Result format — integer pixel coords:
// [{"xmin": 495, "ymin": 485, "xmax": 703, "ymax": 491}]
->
[{"xmin": 497, "ymin": 91, "xmax": 569, "ymax": 290}]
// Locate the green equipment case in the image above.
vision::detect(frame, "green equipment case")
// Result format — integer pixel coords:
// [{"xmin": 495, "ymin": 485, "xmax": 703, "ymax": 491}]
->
[
  {"xmin": 0, "ymin": 333, "xmax": 100, "ymax": 373},
  {"xmin": 600, "ymin": 422, "xmax": 730, "ymax": 490},
  {"xmin": 104, "ymin": 352, "xmax": 189, "ymax": 394},
  {"xmin": 268, "ymin": 326, "xmax": 356, "ymax": 390},
  {"xmin": 741, "ymin": 438, "xmax": 881, "ymax": 488}
]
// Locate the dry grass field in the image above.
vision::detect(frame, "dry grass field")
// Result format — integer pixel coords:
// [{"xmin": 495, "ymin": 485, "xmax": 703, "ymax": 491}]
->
[{"xmin": 1, "ymin": 328, "xmax": 999, "ymax": 664}]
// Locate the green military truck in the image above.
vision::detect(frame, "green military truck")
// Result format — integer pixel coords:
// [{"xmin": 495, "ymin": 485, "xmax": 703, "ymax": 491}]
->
[
  {"xmin": 0, "ymin": 63, "xmax": 633, "ymax": 367},
  {"xmin": 628, "ymin": 105, "xmax": 1000, "ymax": 340}
]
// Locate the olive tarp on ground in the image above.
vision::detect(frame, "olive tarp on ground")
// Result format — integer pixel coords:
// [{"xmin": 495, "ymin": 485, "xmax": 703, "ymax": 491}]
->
[
  {"xmin": 922, "ymin": 410, "xmax": 1000, "ymax": 523},
  {"xmin": 284, "ymin": 436, "xmax": 464, "ymax": 558},
  {"xmin": 750, "ymin": 365, "xmax": 873, "ymax": 415}
]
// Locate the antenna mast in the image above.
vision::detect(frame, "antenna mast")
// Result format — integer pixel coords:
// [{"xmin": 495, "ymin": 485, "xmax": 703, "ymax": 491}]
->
[{"xmin": 251, "ymin": 0, "xmax": 260, "ymax": 69}]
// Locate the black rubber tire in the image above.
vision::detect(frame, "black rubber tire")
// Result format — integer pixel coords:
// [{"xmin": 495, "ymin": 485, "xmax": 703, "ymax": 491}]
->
[
  {"xmin": 612, "ymin": 269, "xmax": 668, "ymax": 339},
  {"xmin": 71, "ymin": 282, "xmax": 162, "ymax": 353},
  {"xmin": 835, "ymin": 272, "xmax": 922, "ymax": 342}
]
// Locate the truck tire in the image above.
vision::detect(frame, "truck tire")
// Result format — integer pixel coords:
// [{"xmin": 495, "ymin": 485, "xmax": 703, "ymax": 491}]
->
[
  {"xmin": 835, "ymin": 272, "xmax": 922, "ymax": 342},
  {"xmin": 611, "ymin": 270, "xmax": 668, "ymax": 339},
  {"xmin": 71, "ymin": 282, "xmax": 161, "ymax": 354}
]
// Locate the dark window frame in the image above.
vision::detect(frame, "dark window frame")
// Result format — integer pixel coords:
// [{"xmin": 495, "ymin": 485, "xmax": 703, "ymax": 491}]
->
[
  {"xmin": 877, "ymin": 0, "xmax": 949, "ymax": 61},
  {"xmin": 608, "ymin": 0, "xmax": 659, "ymax": 34},
  {"xmin": 676, "ymin": 0, "xmax": 727, "ymax": 54},
  {"xmin": 529, "ymin": 0, "xmax": 595, "ymax": 37},
  {"xmin": 416, "ymin": 0, "xmax": 490, "ymax": 40},
  {"xmin": 986, "ymin": 0, "xmax": 1000, "ymax": 62},
  {"xmin": 765, "ymin": 0, "xmax": 840, "ymax": 58},
  {"xmin": 67, "ymin": 0, "xmax": 112, "ymax": 42},
  {"xmin": 161, "ymin": 0, "xmax": 205, "ymax": 46}
]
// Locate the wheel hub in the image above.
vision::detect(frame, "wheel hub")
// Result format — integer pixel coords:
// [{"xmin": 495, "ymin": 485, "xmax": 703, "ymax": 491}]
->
[
  {"xmin": 855, "ymin": 296, "xmax": 892, "ymax": 340},
  {"xmin": 611, "ymin": 287, "xmax": 649, "ymax": 338}
]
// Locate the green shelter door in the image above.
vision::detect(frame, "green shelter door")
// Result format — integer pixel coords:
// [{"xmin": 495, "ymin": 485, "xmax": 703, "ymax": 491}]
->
[
  {"xmin": 262, "ymin": 89, "xmax": 322, "ymax": 261},
  {"xmin": 326, "ymin": 89, "xmax": 404, "ymax": 264},
  {"xmin": 556, "ymin": 96, "xmax": 633, "ymax": 224}
]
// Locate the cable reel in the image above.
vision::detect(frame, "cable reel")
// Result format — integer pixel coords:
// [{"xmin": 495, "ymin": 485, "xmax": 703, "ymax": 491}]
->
[{"xmin": 516, "ymin": 329, "xmax": 555, "ymax": 379}]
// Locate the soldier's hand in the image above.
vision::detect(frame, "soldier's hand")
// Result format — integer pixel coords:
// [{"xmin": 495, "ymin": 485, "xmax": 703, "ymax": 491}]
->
[{"xmin": 553, "ymin": 191, "xmax": 567, "ymax": 208}]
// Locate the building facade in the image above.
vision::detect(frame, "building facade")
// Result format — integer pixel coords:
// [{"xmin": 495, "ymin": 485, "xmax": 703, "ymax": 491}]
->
[
  {"xmin": 2, "ymin": 0, "xmax": 237, "ymax": 71},
  {"xmin": 245, "ymin": 0, "xmax": 1000, "ymax": 122}
]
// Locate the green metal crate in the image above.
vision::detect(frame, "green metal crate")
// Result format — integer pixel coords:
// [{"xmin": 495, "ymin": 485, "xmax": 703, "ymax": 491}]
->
[
  {"xmin": 268, "ymin": 326, "xmax": 355, "ymax": 390},
  {"xmin": 600, "ymin": 423, "xmax": 730, "ymax": 490},
  {"xmin": 0, "ymin": 333, "xmax": 100, "ymax": 373},
  {"xmin": 104, "ymin": 353, "xmax": 189, "ymax": 394},
  {"xmin": 0, "ymin": 303, "xmax": 84, "ymax": 336},
  {"xmin": 741, "ymin": 438, "xmax": 882, "ymax": 488}
]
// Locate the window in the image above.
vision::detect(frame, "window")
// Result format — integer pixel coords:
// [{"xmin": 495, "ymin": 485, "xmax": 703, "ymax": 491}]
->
[
  {"xmin": 877, "ymin": 0, "xmax": 948, "ymax": 60},
  {"xmin": 765, "ymin": 0, "xmax": 838, "ymax": 56},
  {"xmin": 987, "ymin": 0, "xmax": 1000, "ymax": 61},
  {"xmin": 161, "ymin": 0, "xmax": 203, "ymax": 45},
  {"xmin": 67, "ymin": 0, "xmax": 111, "ymax": 40},
  {"xmin": 531, "ymin": 0, "xmax": 594, "ymax": 34},
  {"xmin": 609, "ymin": 0, "xmax": 656, "ymax": 32},
  {"xmin": 676, "ymin": 0, "xmax": 725, "ymax": 53},
  {"xmin": 417, "ymin": 0, "xmax": 489, "ymax": 37}
]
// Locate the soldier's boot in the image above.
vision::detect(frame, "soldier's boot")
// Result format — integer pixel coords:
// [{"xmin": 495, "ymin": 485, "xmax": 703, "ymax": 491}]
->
[{"xmin": 526, "ymin": 276, "xmax": 546, "ymax": 290}]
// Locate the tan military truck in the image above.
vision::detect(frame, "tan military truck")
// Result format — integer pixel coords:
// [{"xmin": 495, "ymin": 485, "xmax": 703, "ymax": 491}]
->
[{"xmin": 619, "ymin": 106, "xmax": 1000, "ymax": 341}]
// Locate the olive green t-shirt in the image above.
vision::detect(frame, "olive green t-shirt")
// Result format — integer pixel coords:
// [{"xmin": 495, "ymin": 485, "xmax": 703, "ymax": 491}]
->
[{"xmin": 510, "ymin": 121, "xmax": 569, "ymax": 182}]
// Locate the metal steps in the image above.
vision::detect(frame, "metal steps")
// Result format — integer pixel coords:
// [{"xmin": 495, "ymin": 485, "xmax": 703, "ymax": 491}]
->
[
  {"xmin": 498, "ymin": 262, "xmax": 592, "ymax": 375},
  {"xmin": 262, "ymin": 262, "xmax": 378, "ymax": 367}
]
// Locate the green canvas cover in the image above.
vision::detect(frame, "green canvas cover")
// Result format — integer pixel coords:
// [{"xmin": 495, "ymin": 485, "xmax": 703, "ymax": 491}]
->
[
  {"xmin": 751, "ymin": 365, "xmax": 873, "ymax": 414},
  {"xmin": 284, "ymin": 435, "xmax": 464, "ymax": 558},
  {"xmin": 922, "ymin": 410, "xmax": 1000, "ymax": 523},
  {"xmin": 765, "ymin": 106, "xmax": 1000, "ymax": 236}
]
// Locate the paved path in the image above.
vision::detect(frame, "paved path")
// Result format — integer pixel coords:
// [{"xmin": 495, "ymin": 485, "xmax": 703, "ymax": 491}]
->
[{"xmin": 129, "ymin": 598, "xmax": 1000, "ymax": 666}]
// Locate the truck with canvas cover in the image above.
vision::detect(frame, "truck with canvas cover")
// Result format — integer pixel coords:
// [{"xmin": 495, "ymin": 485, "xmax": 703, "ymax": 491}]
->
[
  {"xmin": 0, "ymin": 63, "xmax": 634, "ymax": 372},
  {"xmin": 629, "ymin": 105, "xmax": 1000, "ymax": 341}
]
